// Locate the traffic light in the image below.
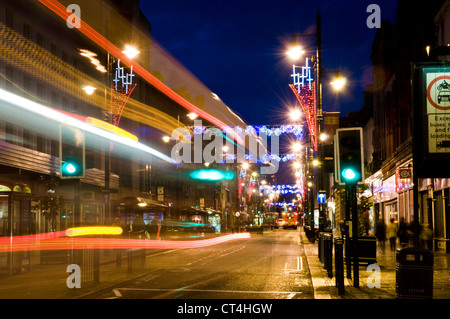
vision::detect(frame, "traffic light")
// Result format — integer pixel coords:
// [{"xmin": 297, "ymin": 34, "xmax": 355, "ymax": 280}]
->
[
  {"xmin": 60, "ymin": 125, "xmax": 85, "ymax": 179},
  {"xmin": 335, "ymin": 128, "xmax": 364, "ymax": 185}
]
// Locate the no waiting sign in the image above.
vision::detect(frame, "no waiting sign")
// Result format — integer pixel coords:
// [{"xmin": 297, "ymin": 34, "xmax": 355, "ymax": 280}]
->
[
  {"xmin": 413, "ymin": 63, "xmax": 450, "ymax": 178},
  {"xmin": 426, "ymin": 72, "xmax": 450, "ymax": 152}
]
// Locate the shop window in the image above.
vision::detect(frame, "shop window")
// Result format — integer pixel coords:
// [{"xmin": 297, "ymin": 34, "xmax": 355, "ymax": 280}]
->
[
  {"xmin": 23, "ymin": 23, "xmax": 30, "ymax": 39},
  {"xmin": 36, "ymin": 33, "xmax": 43, "ymax": 47},
  {"xmin": 5, "ymin": 8, "xmax": 13, "ymax": 29},
  {"xmin": 0, "ymin": 196, "xmax": 8, "ymax": 237}
]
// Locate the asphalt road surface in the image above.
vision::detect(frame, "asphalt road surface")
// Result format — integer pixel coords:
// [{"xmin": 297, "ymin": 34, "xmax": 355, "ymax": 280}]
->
[{"xmin": 82, "ymin": 229, "xmax": 314, "ymax": 299}]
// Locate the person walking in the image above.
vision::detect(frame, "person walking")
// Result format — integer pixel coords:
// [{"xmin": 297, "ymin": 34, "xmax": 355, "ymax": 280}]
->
[
  {"xmin": 398, "ymin": 218, "xmax": 409, "ymax": 248},
  {"xmin": 375, "ymin": 218, "xmax": 387, "ymax": 253},
  {"xmin": 131, "ymin": 213, "xmax": 146, "ymax": 239},
  {"xmin": 420, "ymin": 223, "xmax": 433, "ymax": 250},
  {"xmin": 387, "ymin": 218, "xmax": 398, "ymax": 252}
]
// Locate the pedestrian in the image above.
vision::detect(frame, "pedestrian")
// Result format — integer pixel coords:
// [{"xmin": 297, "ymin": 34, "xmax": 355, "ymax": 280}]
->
[
  {"xmin": 131, "ymin": 213, "xmax": 146, "ymax": 238},
  {"xmin": 420, "ymin": 223, "xmax": 433, "ymax": 250},
  {"xmin": 386, "ymin": 218, "xmax": 398, "ymax": 252},
  {"xmin": 375, "ymin": 218, "xmax": 387, "ymax": 253},
  {"xmin": 147, "ymin": 218, "xmax": 159, "ymax": 240},
  {"xmin": 398, "ymin": 218, "xmax": 409, "ymax": 248}
]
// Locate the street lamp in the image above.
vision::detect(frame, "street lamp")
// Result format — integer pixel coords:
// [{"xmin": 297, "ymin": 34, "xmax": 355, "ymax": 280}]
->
[
  {"xmin": 292, "ymin": 142, "xmax": 302, "ymax": 152},
  {"xmin": 83, "ymin": 86, "xmax": 96, "ymax": 95},
  {"xmin": 104, "ymin": 44, "xmax": 140, "ymax": 225},
  {"xmin": 289, "ymin": 109, "xmax": 302, "ymax": 121},
  {"xmin": 286, "ymin": 44, "xmax": 305, "ymax": 61},
  {"xmin": 330, "ymin": 75, "xmax": 347, "ymax": 91},
  {"xmin": 122, "ymin": 45, "xmax": 140, "ymax": 59},
  {"xmin": 187, "ymin": 112, "xmax": 198, "ymax": 120}
]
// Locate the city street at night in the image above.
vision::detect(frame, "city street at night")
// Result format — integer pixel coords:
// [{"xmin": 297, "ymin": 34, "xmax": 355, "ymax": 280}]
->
[{"xmin": 1, "ymin": 0, "xmax": 450, "ymax": 314}]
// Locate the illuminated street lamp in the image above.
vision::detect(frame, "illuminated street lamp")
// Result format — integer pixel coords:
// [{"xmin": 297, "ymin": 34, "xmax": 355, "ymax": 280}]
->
[
  {"xmin": 187, "ymin": 112, "xmax": 198, "ymax": 120},
  {"xmin": 289, "ymin": 109, "xmax": 302, "ymax": 121},
  {"xmin": 330, "ymin": 75, "xmax": 347, "ymax": 91},
  {"xmin": 319, "ymin": 133, "xmax": 329, "ymax": 142},
  {"xmin": 122, "ymin": 45, "xmax": 140, "ymax": 59},
  {"xmin": 292, "ymin": 143, "xmax": 302, "ymax": 152},
  {"xmin": 312, "ymin": 159, "xmax": 319, "ymax": 167},
  {"xmin": 83, "ymin": 86, "xmax": 96, "ymax": 95},
  {"xmin": 286, "ymin": 44, "xmax": 305, "ymax": 60}
]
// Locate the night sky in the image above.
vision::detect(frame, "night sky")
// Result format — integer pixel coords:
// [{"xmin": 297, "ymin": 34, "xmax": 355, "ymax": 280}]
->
[{"xmin": 141, "ymin": 0, "xmax": 398, "ymax": 127}]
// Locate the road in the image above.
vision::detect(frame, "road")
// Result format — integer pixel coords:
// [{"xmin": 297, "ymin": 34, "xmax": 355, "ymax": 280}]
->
[{"xmin": 82, "ymin": 229, "xmax": 314, "ymax": 299}]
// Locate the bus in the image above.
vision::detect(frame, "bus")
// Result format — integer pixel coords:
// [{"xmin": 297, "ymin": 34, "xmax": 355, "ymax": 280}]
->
[{"xmin": 278, "ymin": 211, "xmax": 298, "ymax": 229}]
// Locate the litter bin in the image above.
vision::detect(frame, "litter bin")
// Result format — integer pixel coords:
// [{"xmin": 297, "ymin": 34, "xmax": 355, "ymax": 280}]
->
[{"xmin": 396, "ymin": 247, "xmax": 433, "ymax": 299}]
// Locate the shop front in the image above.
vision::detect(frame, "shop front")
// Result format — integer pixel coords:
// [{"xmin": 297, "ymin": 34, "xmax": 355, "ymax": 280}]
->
[
  {"xmin": 370, "ymin": 173, "xmax": 398, "ymax": 223},
  {"xmin": 0, "ymin": 182, "xmax": 32, "ymax": 274}
]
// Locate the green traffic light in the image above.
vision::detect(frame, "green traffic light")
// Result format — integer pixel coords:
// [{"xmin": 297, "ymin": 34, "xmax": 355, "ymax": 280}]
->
[
  {"xmin": 342, "ymin": 168, "xmax": 357, "ymax": 180},
  {"xmin": 62, "ymin": 162, "xmax": 78, "ymax": 175}
]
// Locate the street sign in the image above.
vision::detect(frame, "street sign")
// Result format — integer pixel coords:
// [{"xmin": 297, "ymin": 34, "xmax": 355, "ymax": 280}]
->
[
  {"xmin": 426, "ymin": 73, "xmax": 450, "ymax": 153},
  {"xmin": 318, "ymin": 192, "xmax": 326, "ymax": 204},
  {"xmin": 413, "ymin": 63, "xmax": 450, "ymax": 177}
]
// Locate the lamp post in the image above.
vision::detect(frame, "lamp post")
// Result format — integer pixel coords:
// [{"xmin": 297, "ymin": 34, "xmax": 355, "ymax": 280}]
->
[
  {"xmin": 104, "ymin": 45, "xmax": 140, "ymax": 224},
  {"xmin": 287, "ymin": 11, "xmax": 347, "ymax": 236}
]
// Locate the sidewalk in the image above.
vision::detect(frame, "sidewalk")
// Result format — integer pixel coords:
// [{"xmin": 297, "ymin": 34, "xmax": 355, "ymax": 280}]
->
[{"xmin": 300, "ymin": 228, "xmax": 450, "ymax": 299}]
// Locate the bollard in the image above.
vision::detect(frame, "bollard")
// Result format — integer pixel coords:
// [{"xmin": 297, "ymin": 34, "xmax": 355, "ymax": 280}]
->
[
  {"xmin": 324, "ymin": 233, "xmax": 333, "ymax": 278},
  {"xmin": 334, "ymin": 238, "xmax": 345, "ymax": 295},
  {"xmin": 318, "ymin": 233, "xmax": 324, "ymax": 264}
]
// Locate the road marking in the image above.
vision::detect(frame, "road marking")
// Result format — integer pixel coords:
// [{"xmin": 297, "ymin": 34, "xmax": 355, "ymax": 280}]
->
[
  {"xmin": 285, "ymin": 256, "xmax": 304, "ymax": 273},
  {"xmin": 111, "ymin": 287, "xmax": 302, "ymax": 296}
]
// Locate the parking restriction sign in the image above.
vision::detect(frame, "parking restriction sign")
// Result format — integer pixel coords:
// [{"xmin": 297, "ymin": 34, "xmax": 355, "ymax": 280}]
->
[
  {"xmin": 413, "ymin": 63, "xmax": 450, "ymax": 178},
  {"xmin": 426, "ymin": 73, "xmax": 450, "ymax": 153}
]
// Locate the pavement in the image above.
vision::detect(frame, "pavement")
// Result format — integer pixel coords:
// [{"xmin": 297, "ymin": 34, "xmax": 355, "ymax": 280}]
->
[
  {"xmin": 300, "ymin": 227, "xmax": 450, "ymax": 299},
  {"xmin": 0, "ymin": 228, "xmax": 449, "ymax": 299}
]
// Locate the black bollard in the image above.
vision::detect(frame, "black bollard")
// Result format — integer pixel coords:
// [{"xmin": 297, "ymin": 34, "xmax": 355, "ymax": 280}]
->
[{"xmin": 334, "ymin": 238, "xmax": 345, "ymax": 295}]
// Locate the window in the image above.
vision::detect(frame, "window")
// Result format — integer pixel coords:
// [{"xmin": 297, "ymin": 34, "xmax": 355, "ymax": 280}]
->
[
  {"xmin": 139, "ymin": 163, "xmax": 151, "ymax": 192},
  {"xmin": 36, "ymin": 135, "xmax": 45, "ymax": 153},
  {"xmin": 36, "ymin": 33, "xmax": 43, "ymax": 47},
  {"xmin": 5, "ymin": 9, "xmax": 13, "ymax": 29},
  {"xmin": 23, "ymin": 23, "xmax": 30, "ymax": 39},
  {"xmin": 51, "ymin": 139, "xmax": 59, "ymax": 157},
  {"xmin": 51, "ymin": 43, "xmax": 57, "ymax": 56},
  {"xmin": 23, "ymin": 129, "xmax": 32, "ymax": 149}
]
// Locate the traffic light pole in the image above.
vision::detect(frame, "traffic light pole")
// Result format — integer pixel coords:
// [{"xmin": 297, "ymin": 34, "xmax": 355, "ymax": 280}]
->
[
  {"xmin": 345, "ymin": 186, "xmax": 352, "ymax": 279},
  {"xmin": 349, "ymin": 184, "xmax": 359, "ymax": 287}
]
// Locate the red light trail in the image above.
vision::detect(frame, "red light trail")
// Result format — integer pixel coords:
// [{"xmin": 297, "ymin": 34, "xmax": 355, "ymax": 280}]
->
[
  {"xmin": 37, "ymin": 0, "xmax": 244, "ymax": 146},
  {"xmin": 0, "ymin": 231, "xmax": 251, "ymax": 253}
]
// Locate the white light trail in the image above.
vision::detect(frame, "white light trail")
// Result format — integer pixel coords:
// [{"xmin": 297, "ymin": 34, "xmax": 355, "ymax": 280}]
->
[{"xmin": 0, "ymin": 88, "xmax": 176, "ymax": 164}]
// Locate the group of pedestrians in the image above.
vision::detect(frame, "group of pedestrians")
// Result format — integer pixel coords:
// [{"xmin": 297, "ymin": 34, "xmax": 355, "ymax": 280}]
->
[{"xmin": 375, "ymin": 217, "xmax": 433, "ymax": 252}]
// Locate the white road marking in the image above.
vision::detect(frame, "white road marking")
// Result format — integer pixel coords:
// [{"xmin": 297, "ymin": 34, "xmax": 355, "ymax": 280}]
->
[{"xmin": 111, "ymin": 287, "xmax": 301, "ymax": 296}]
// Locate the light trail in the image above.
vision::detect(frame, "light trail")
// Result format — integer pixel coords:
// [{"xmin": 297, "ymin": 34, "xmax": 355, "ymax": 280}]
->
[
  {"xmin": 37, "ymin": 0, "xmax": 245, "ymax": 146},
  {"xmin": 0, "ymin": 88, "xmax": 176, "ymax": 164},
  {"xmin": 0, "ymin": 232, "xmax": 252, "ymax": 253}
]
